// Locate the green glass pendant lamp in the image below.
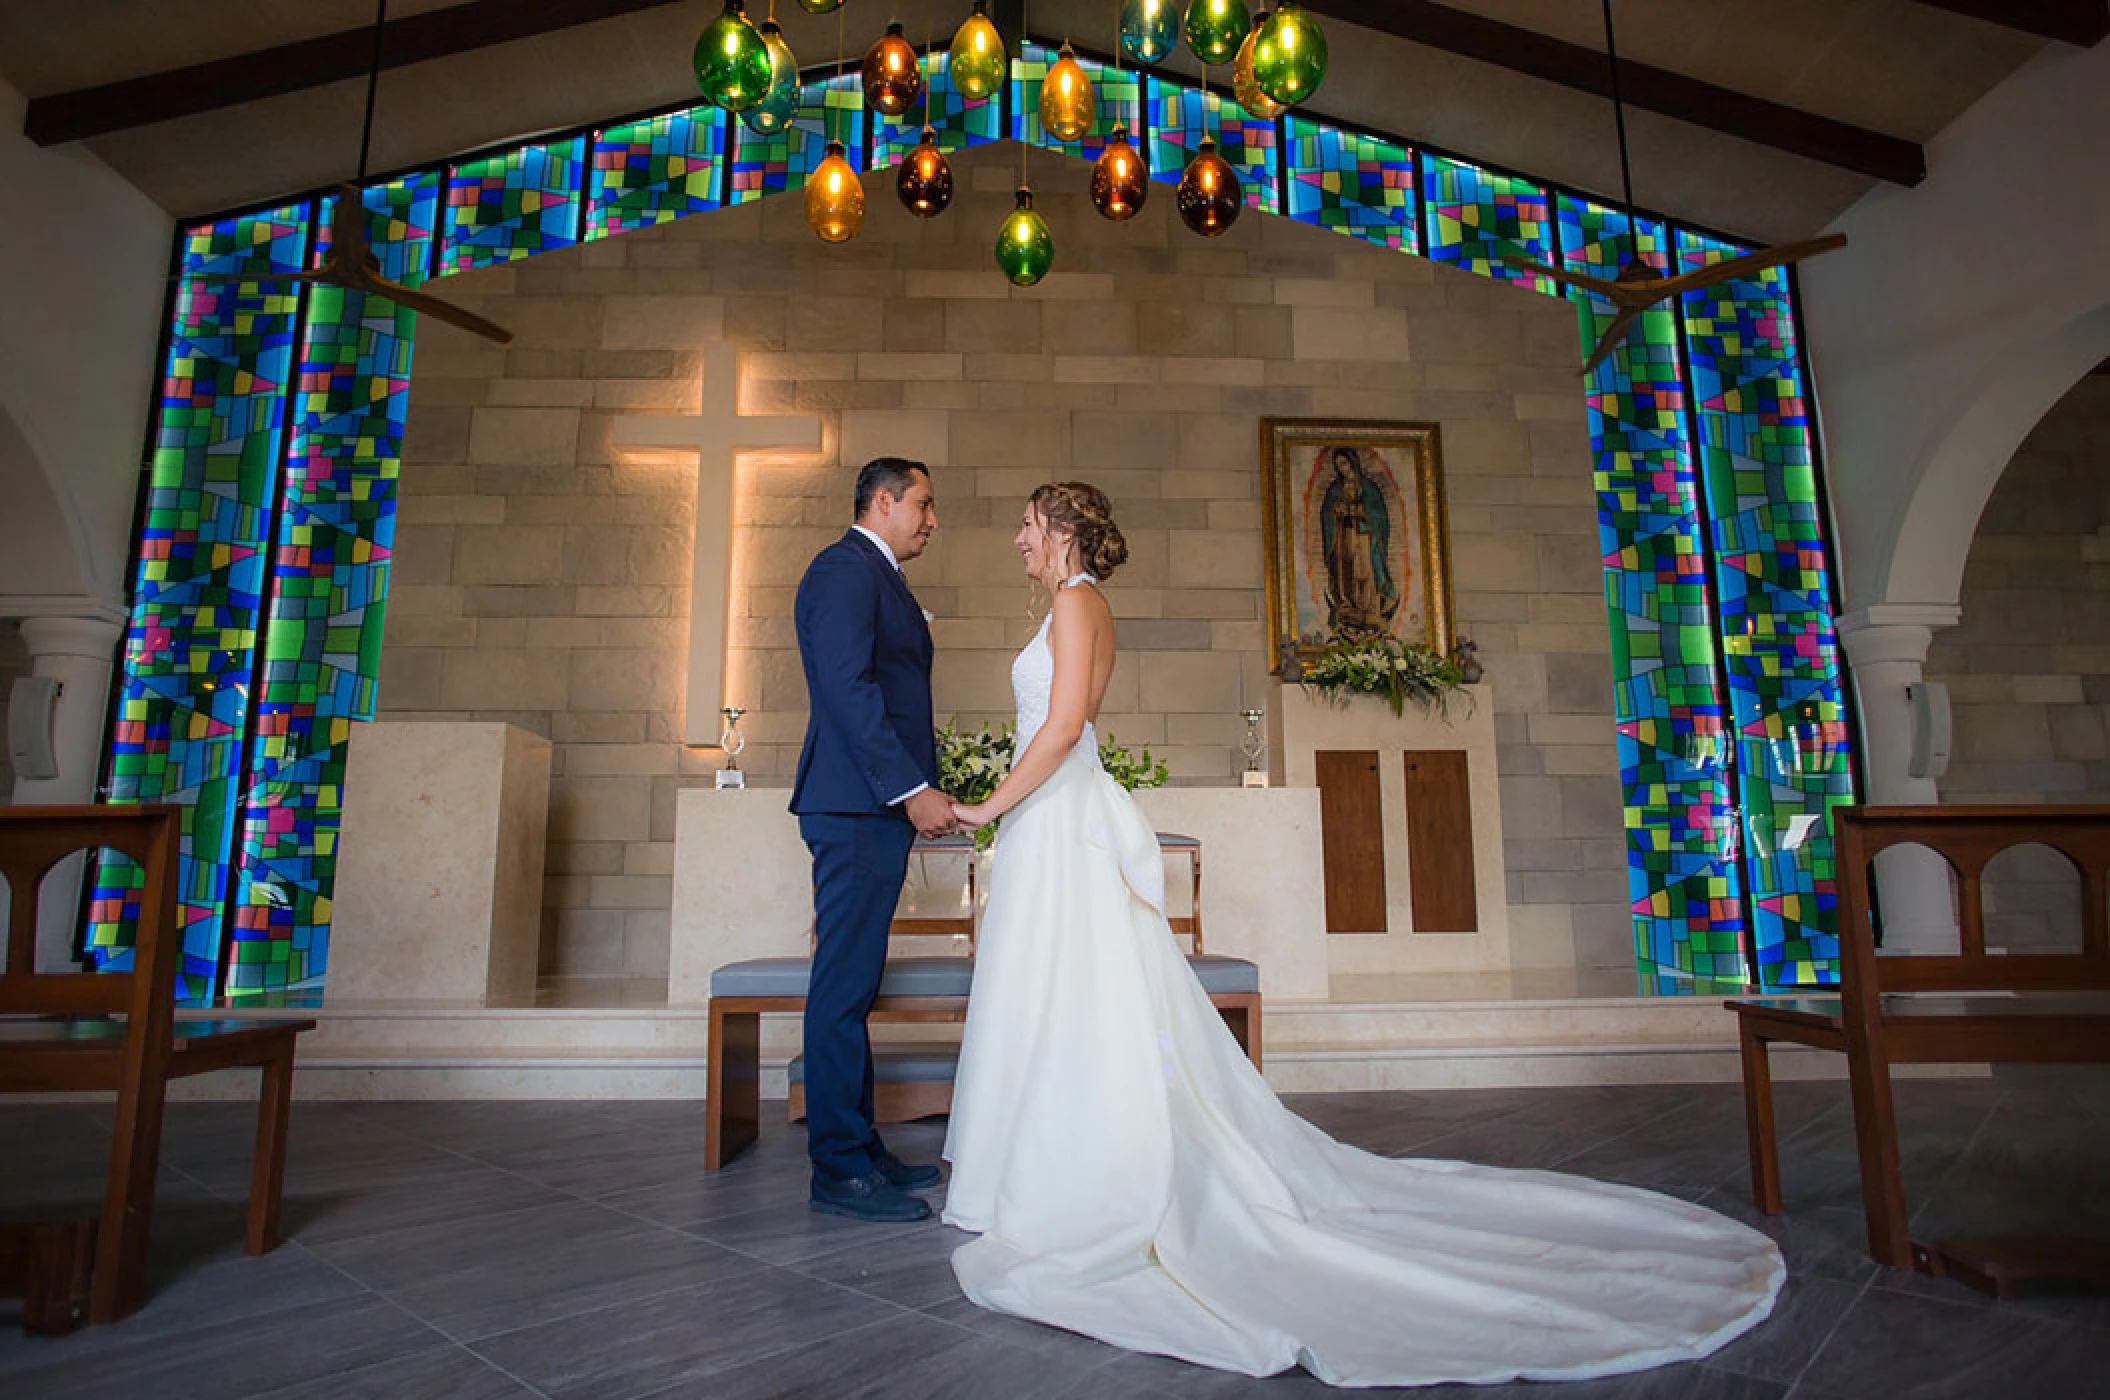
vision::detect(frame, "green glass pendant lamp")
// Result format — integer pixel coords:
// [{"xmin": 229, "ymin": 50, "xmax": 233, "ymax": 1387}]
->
[
  {"xmin": 694, "ymin": 0, "xmax": 775, "ymax": 112},
  {"xmin": 740, "ymin": 20, "xmax": 801, "ymax": 134},
  {"xmin": 1183, "ymin": 0, "xmax": 1249, "ymax": 66},
  {"xmin": 1252, "ymin": 0, "xmax": 1328, "ymax": 107},
  {"xmin": 996, "ymin": 186, "xmax": 1055, "ymax": 286}
]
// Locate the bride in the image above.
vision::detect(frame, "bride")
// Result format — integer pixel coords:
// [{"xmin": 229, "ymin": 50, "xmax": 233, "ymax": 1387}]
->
[{"xmin": 940, "ymin": 482, "xmax": 1784, "ymax": 1389}]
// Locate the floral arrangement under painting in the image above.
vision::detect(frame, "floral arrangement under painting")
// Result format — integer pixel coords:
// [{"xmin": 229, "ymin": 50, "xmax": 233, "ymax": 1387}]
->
[
  {"xmin": 1292, "ymin": 637, "xmax": 1477, "ymax": 718},
  {"xmin": 936, "ymin": 720, "xmax": 1170, "ymax": 848}
]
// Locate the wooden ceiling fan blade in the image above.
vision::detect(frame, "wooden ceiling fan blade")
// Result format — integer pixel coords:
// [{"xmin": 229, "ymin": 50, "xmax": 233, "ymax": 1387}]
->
[
  {"xmin": 1500, "ymin": 254, "xmax": 1619, "ymax": 299},
  {"xmin": 1579, "ymin": 306, "xmax": 1646, "ymax": 378},
  {"xmin": 1657, "ymin": 234, "xmax": 1849, "ymax": 297},
  {"xmin": 328, "ymin": 183, "xmax": 374, "ymax": 260},
  {"xmin": 361, "ymin": 275, "xmax": 515, "ymax": 344}
]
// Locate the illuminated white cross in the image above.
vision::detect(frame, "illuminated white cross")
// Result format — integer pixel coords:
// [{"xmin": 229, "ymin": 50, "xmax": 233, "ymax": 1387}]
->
[{"xmin": 612, "ymin": 341, "xmax": 821, "ymax": 745}]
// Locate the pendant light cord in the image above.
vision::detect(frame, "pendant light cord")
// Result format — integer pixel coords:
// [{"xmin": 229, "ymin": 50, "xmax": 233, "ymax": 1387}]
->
[
  {"xmin": 1601, "ymin": 0, "xmax": 1640, "ymax": 265},
  {"xmin": 356, "ymin": 0, "xmax": 388, "ymax": 182}
]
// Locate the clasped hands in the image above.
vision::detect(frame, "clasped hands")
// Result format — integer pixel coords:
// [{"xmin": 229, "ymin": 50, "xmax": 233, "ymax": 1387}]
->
[{"xmin": 904, "ymin": 788, "xmax": 995, "ymax": 838}]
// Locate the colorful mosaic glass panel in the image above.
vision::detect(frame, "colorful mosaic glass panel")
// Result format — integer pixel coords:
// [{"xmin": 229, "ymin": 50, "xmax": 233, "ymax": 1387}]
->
[
  {"xmin": 870, "ymin": 50, "xmax": 1005, "ymax": 168},
  {"xmin": 315, "ymin": 171, "xmax": 440, "ymax": 286},
  {"xmin": 1283, "ymin": 115, "xmax": 1418, "ymax": 254},
  {"xmin": 439, "ymin": 137, "xmax": 586, "ymax": 274},
  {"xmin": 224, "ymin": 285, "xmax": 414, "ymax": 996},
  {"xmin": 1678, "ymin": 228, "xmax": 1853, "ymax": 988},
  {"xmin": 587, "ymin": 107, "xmax": 728, "ymax": 239},
  {"xmin": 1008, "ymin": 42, "xmax": 1147, "ymax": 166},
  {"xmin": 1561, "ymin": 195, "xmax": 1744, "ymax": 993},
  {"xmin": 92, "ymin": 202, "xmax": 311, "ymax": 999},
  {"xmin": 728, "ymin": 73, "xmax": 864, "ymax": 205},
  {"xmin": 1143, "ymin": 74, "xmax": 1279, "ymax": 215},
  {"xmin": 1422, "ymin": 154, "xmax": 1554, "ymax": 294}
]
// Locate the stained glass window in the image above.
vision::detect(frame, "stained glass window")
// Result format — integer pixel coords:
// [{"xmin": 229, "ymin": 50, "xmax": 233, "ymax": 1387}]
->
[
  {"xmin": 1559, "ymin": 195, "xmax": 1745, "ymax": 992},
  {"xmin": 1143, "ymin": 74, "xmax": 1279, "ymax": 216},
  {"xmin": 1422, "ymin": 154, "xmax": 1554, "ymax": 294},
  {"xmin": 94, "ymin": 203, "xmax": 311, "ymax": 999},
  {"xmin": 587, "ymin": 107, "xmax": 728, "ymax": 239},
  {"xmin": 869, "ymin": 51, "xmax": 1004, "ymax": 169},
  {"xmin": 1010, "ymin": 42, "xmax": 1147, "ymax": 165},
  {"xmin": 728, "ymin": 73, "xmax": 863, "ymax": 205},
  {"xmin": 1283, "ymin": 115, "xmax": 1418, "ymax": 254},
  {"xmin": 440, "ymin": 137, "xmax": 587, "ymax": 274},
  {"xmin": 1677, "ymin": 229, "xmax": 1852, "ymax": 986}
]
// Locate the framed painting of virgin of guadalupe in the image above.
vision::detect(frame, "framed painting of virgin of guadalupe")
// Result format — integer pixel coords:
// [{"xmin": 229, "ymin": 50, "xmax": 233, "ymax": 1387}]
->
[{"xmin": 1259, "ymin": 419, "xmax": 1453, "ymax": 673}]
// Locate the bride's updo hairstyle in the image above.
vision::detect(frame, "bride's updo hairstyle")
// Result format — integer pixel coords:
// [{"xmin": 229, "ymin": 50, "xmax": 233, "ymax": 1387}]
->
[{"xmin": 1030, "ymin": 481, "xmax": 1129, "ymax": 582}]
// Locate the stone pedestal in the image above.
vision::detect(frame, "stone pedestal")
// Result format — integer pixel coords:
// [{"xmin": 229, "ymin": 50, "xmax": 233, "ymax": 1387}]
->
[
  {"xmin": 1135, "ymin": 788, "xmax": 1328, "ymax": 1000},
  {"xmin": 670, "ymin": 788, "xmax": 814, "ymax": 1005},
  {"xmin": 329, "ymin": 722, "xmax": 551, "ymax": 1004},
  {"xmin": 1268, "ymin": 682, "xmax": 1512, "ymax": 977}
]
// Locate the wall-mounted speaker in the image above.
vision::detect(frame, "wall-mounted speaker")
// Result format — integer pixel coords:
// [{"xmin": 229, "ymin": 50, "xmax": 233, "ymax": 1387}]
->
[{"xmin": 7, "ymin": 675, "xmax": 62, "ymax": 782}]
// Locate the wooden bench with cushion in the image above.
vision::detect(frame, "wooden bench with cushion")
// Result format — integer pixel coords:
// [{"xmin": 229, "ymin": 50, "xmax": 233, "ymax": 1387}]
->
[
  {"xmin": 1726, "ymin": 804, "xmax": 2110, "ymax": 1295},
  {"xmin": 0, "ymin": 806, "xmax": 315, "ymax": 1331},
  {"xmin": 708, "ymin": 953, "xmax": 1263, "ymax": 1168}
]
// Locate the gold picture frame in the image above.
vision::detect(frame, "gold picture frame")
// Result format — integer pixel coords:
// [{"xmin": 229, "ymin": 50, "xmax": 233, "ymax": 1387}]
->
[{"xmin": 1259, "ymin": 418, "xmax": 1453, "ymax": 674}]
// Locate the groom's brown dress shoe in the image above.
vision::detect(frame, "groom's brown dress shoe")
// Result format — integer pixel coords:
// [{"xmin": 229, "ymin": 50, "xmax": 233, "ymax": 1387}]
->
[
  {"xmin": 810, "ymin": 1170, "xmax": 932, "ymax": 1222},
  {"xmin": 872, "ymin": 1146, "xmax": 943, "ymax": 1191}
]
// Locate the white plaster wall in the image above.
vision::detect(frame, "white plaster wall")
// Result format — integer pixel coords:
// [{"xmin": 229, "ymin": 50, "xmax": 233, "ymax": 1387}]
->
[
  {"xmin": 0, "ymin": 77, "xmax": 171, "ymax": 608},
  {"xmin": 1801, "ymin": 40, "xmax": 2110, "ymax": 617}
]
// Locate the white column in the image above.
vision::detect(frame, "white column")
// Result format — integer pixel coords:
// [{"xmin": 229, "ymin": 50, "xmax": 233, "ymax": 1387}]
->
[
  {"xmin": 11, "ymin": 611, "xmax": 124, "ymax": 971},
  {"xmin": 1838, "ymin": 605, "xmax": 1960, "ymax": 955}
]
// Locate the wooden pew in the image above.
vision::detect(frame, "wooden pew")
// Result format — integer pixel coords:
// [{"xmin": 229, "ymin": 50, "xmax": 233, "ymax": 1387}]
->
[
  {"xmin": 0, "ymin": 807, "xmax": 316, "ymax": 1330},
  {"xmin": 1726, "ymin": 804, "xmax": 2110, "ymax": 1294}
]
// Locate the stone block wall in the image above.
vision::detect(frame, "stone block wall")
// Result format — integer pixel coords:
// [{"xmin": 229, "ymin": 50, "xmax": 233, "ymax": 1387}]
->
[
  {"xmin": 1925, "ymin": 368, "xmax": 2110, "ymax": 950},
  {"xmin": 382, "ymin": 145, "xmax": 1625, "ymax": 983}
]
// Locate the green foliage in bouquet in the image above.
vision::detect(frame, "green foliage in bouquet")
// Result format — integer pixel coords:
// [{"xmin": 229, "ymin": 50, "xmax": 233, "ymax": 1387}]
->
[
  {"xmin": 1297, "ymin": 638, "xmax": 1469, "ymax": 718},
  {"xmin": 934, "ymin": 719, "xmax": 1171, "ymax": 848}
]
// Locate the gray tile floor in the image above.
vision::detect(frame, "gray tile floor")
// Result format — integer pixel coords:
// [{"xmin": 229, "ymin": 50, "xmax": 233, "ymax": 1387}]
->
[{"xmin": 4, "ymin": 1073, "xmax": 2109, "ymax": 1399}]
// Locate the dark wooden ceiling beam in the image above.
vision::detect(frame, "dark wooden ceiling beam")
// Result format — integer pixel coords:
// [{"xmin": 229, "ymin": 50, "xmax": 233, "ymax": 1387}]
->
[
  {"xmin": 23, "ymin": 0, "xmax": 689, "ymax": 147},
  {"xmin": 1313, "ymin": 0, "xmax": 1926, "ymax": 187},
  {"xmin": 1909, "ymin": 0, "xmax": 2108, "ymax": 46}
]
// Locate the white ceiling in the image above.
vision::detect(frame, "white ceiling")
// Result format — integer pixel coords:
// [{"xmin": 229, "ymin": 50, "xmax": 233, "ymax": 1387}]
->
[{"xmin": 0, "ymin": 0, "xmax": 2054, "ymax": 242}]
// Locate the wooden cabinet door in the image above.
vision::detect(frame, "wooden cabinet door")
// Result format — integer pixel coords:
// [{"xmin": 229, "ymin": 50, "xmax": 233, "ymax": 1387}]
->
[
  {"xmin": 1403, "ymin": 750, "xmax": 1477, "ymax": 932},
  {"xmin": 1315, "ymin": 749, "xmax": 1387, "ymax": 933}
]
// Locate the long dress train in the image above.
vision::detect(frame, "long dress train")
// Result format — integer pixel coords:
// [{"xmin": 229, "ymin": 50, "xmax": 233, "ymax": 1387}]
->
[{"xmin": 941, "ymin": 599, "xmax": 1783, "ymax": 1388}]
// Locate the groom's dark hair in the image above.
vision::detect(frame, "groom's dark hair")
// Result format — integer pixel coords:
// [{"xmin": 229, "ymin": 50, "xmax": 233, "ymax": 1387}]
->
[{"xmin": 854, "ymin": 457, "xmax": 929, "ymax": 519}]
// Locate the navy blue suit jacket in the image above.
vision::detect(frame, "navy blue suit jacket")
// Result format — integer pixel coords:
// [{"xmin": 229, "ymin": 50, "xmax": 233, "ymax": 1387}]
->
[{"xmin": 790, "ymin": 530, "xmax": 939, "ymax": 816}]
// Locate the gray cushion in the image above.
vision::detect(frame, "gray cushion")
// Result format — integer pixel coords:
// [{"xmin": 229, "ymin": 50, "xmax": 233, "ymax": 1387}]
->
[
  {"xmin": 1188, "ymin": 955, "xmax": 1260, "ymax": 995},
  {"xmin": 710, "ymin": 956, "xmax": 974, "ymax": 999},
  {"xmin": 788, "ymin": 1044, "xmax": 960, "ymax": 1084},
  {"xmin": 1157, "ymin": 832, "xmax": 1200, "ymax": 849},
  {"xmin": 711, "ymin": 952, "xmax": 1253, "ymax": 997}
]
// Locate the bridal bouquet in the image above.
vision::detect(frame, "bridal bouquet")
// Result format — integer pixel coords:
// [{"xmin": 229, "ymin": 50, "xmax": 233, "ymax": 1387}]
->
[
  {"xmin": 1297, "ymin": 637, "xmax": 1470, "ymax": 718},
  {"xmin": 935, "ymin": 719, "xmax": 1170, "ymax": 849}
]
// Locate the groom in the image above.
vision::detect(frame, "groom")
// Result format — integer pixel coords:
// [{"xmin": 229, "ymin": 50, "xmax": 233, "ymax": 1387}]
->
[{"xmin": 791, "ymin": 457, "xmax": 955, "ymax": 1223}]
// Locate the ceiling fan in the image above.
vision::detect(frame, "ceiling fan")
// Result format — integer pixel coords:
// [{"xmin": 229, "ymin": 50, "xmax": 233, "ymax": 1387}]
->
[
  {"xmin": 183, "ymin": 0, "xmax": 514, "ymax": 344},
  {"xmin": 1504, "ymin": 0, "xmax": 1843, "ymax": 377}
]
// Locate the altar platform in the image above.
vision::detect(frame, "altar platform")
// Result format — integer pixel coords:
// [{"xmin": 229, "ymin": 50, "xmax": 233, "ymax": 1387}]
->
[{"xmin": 128, "ymin": 965, "xmax": 1969, "ymax": 1102}]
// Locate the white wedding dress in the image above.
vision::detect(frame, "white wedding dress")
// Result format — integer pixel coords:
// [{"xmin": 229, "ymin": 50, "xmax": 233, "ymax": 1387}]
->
[{"xmin": 941, "ymin": 587, "xmax": 1785, "ymax": 1388}]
